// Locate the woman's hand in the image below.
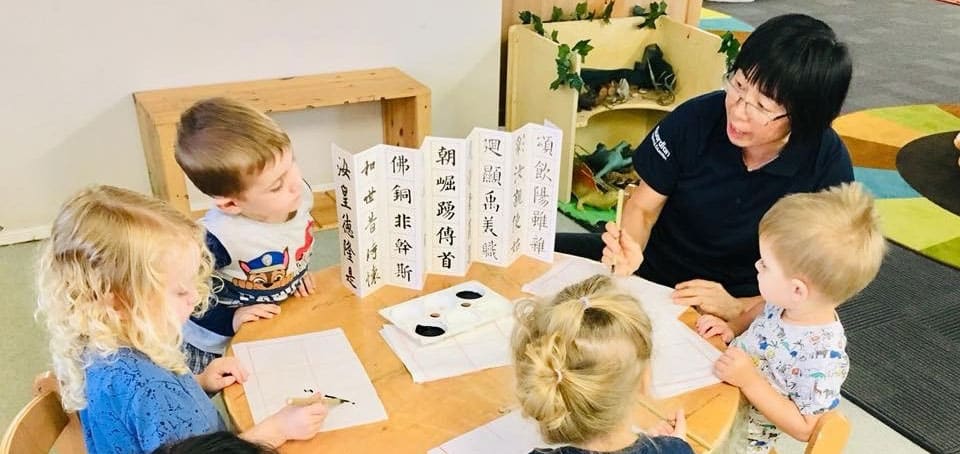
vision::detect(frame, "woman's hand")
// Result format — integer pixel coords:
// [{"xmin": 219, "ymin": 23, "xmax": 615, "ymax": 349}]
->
[
  {"xmin": 601, "ymin": 221, "xmax": 644, "ymax": 276},
  {"xmin": 672, "ymin": 279, "xmax": 743, "ymax": 320}
]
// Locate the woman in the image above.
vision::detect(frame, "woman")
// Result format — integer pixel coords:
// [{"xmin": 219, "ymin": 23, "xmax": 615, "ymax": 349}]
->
[{"xmin": 557, "ymin": 14, "xmax": 854, "ymax": 320}]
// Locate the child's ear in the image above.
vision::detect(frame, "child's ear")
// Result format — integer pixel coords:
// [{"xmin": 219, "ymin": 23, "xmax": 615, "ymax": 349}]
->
[
  {"xmin": 213, "ymin": 196, "xmax": 242, "ymax": 215},
  {"xmin": 791, "ymin": 278, "xmax": 809, "ymax": 302}
]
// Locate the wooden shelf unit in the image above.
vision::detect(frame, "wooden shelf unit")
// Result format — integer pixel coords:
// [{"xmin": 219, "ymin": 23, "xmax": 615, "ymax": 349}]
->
[
  {"xmin": 506, "ymin": 16, "xmax": 725, "ymax": 202},
  {"xmin": 133, "ymin": 67, "xmax": 431, "ymax": 227}
]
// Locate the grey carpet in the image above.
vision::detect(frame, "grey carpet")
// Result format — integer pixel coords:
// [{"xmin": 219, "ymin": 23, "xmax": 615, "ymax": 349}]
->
[
  {"xmin": 707, "ymin": 0, "xmax": 960, "ymax": 112},
  {"xmin": 839, "ymin": 241, "xmax": 960, "ymax": 454}
]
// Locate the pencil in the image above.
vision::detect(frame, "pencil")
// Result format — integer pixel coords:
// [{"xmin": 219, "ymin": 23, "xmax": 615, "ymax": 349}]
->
[
  {"xmin": 612, "ymin": 189, "xmax": 625, "ymax": 273},
  {"xmin": 636, "ymin": 398, "xmax": 712, "ymax": 451}
]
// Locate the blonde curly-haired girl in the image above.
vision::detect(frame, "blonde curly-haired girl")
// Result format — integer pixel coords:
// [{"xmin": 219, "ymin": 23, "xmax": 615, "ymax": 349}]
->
[{"xmin": 36, "ymin": 185, "xmax": 327, "ymax": 453}]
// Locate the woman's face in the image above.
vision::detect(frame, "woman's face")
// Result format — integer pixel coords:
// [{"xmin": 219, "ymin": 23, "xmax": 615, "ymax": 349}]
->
[{"xmin": 723, "ymin": 70, "xmax": 792, "ymax": 152}]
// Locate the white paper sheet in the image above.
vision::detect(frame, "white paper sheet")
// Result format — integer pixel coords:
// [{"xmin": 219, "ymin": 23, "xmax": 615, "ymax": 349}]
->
[
  {"xmin": 380, "ymin": 316, "xmax": 514, "ymax": 383},
  {"xmin": 232, "ymin": 329, "xmax": 388, "ymax": 430},
  {"xmin": 520, "ymin": 254, "xmax": 721, "ymax": 398},
  {"xmin": 428, "ymin": 411, "xmax": 555, "ymax": 454}
]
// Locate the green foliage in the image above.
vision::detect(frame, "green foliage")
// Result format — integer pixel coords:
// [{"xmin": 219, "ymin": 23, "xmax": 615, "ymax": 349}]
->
[
  {"xmin": 551, "ymin": 6, "xmax": 564, "ymax": 22},
  {"xmin": 598, "ymin": 1, "xmax": 616, "ymax": 23},
  {"xmin": 574, "ymin": 2, "xmax": 591, "ymax": 20},
  {"xmin": 632, "ymin": 1, "xmax": 668, "ymax": 29},
  {"xmin": 519, "ymin": 11, "xmax": 546, "ymax": 36},
  {"xmin": 550, "ymin": 40, "xmax": 594, "ymax": 91},
  {"xmin": 719, "ymin": 31, "xmax": 741, "ymax": 72}
]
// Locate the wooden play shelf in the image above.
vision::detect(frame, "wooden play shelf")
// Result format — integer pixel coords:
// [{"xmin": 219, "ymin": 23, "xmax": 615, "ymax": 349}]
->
[{"xmin": 133, "ymin": 67, "xmax": 431, "ymax": 230}]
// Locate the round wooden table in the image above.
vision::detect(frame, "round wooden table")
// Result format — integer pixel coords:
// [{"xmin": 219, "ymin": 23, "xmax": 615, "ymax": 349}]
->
[{"xmin": 223, "ymin": 256, "xmax": 742, "ymax": 453}]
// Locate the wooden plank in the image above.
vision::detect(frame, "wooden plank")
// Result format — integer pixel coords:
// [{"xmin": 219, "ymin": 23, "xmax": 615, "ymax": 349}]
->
[
  {"xmin": 134, "ymin": 99, "xmax": 190, "ymax": 214},
  {"xmin": 382, "ymin": 93, "xmax": 431, "ymax": 149},
  {"xmin": 134, "ymin": 68, "xmax": 430, "ymax": 126},
  {"xmin": 310, "ymin": 190, "xmax": 339, "ymax": 231}
]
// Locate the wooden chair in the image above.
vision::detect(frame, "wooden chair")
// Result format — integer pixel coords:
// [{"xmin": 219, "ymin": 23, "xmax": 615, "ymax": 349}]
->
[
  {"xmin": 769, "ymin": 410, "xmax": 851, "ymax": 454},
  {"xmin": 0, "ymin": 372, "xmax": 86, "ymax": 454},
  {"xmin": 804, "ymin": 410, "xmax": 851, "ymax": 454}
]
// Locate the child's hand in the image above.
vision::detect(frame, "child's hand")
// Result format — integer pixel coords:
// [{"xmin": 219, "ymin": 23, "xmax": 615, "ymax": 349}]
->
[
  {"xmin": 714, "ymin": 346, "xmax": 761, "ymax": 388},
  {"xmin": 295, "ymin": 273, "xmax": 316, "ymax": 297},
  {"xmin": 233, "ymin": 303, "xmax": 281, "ymax": 332},
  {"xmin": 197, "ymin": 356, "xmax": 248, "ymax": 393},
  {"xmin": 696, "ymin": 314, "xmax": 734, "ymax": 343},
  {"xmin": 264, "ymin": 396, "xmax": 329, "ymax": 442},
  {"xmin": 646, "ymin": 408, "xmax": 687, "ymax": 440}
]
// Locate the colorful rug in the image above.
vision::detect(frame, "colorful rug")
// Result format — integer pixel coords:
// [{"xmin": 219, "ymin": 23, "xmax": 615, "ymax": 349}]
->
[{"xmin": 834, "ymin": 104, "xmax": 960, "ymax": 269}]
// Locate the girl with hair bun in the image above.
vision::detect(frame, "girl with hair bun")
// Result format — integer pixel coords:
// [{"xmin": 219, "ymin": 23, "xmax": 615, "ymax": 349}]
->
[{"xmin": 512, "ymin": 275, "xmax": 693, "ymax": 454}]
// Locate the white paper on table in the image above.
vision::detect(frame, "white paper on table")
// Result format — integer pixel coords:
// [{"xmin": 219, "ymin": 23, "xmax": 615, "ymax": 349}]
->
[
  {"xmin": 379, "ymin": 316, "xmax": 515, "ymax": 383},
  {"xmin": 428, "ymin": 411, "xmax": 557, "ymax": 454},
  {"xmin": 422, "ymin": 136, "xmax": 471, "ymax": 276},
  {"xmin": 521, "ymin": 254, "xmax": 721, "ymax": 398},
  {"xmin": 232, "ymin": 329, "xmax": 387, "ymax": 431}
]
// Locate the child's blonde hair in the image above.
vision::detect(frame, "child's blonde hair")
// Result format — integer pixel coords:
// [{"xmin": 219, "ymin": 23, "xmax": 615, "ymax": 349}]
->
[
  {"xmin": 175, "ymin": 97, "xmax": 291, "ymax": 197},
  {"xmin": 36, "ymin": 186, "xmax": 213, "ymax": 411},
  {"xmin": 512, "ymin": 275, "xmax": 653, "ymax": 445},
  {"xmin": 759, "ymin": 182, "xmax": 886, "ymax": 303}
]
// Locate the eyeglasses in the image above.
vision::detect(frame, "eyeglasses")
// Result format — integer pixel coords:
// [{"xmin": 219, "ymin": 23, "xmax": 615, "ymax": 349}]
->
[{"xmin": 723, "ymin": 74, "xmax": 789, "ymax": 125}]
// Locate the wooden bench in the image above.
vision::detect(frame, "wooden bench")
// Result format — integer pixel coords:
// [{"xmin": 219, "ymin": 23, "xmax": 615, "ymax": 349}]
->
[{"xmin": 133, "ymin": 67, "xmax": 431, "ymax": 229}]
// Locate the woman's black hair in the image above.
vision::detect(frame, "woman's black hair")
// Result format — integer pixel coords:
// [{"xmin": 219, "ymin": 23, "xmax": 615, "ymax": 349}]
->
[
  {"xmin": 151, "ymin": 431, "xmax": 278, "ymax": 454},
  {"xmin": 732, "ymin": 14, "xmax": 852, "ymax": 142}
]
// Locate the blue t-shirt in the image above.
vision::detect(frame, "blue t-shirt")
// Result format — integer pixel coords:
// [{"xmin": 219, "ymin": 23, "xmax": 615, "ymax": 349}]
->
[
  {"xmin": 632, "ymin": 91, "xmax": 854, "ymax": 297},
  {"xmin": 531, "ymin": 435, "xmax": 695, "ymax": 454},
  {"xmin": 78, "ymin": 348, "xmax": 225, "ymax": 454}
]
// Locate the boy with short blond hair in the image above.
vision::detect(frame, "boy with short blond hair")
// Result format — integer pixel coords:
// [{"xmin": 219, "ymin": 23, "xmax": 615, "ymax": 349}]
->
[
  {"xmin": 697, "ymin": 183, "xmax": 886, "ymax": 453},
  {"xmin": 176, "ymin": 97, "xmax": 317, "ymax": 373}
]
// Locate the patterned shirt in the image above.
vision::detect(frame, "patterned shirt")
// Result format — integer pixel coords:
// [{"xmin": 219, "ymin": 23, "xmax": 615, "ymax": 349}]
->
[
  {"xmin": 79, "ymin": 348, "xmax": 225, "ymax": 454},
  {"xmin": 733, "ymin": 303, "xmax": 849, "ymax": 452},
  {"xmin": 531, "ymin": 435, "xmax": 694, "ymax": 454}
]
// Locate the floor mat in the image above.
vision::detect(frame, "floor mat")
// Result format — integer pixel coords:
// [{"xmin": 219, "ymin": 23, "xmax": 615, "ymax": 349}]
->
[
  {"xmin": 834, "ymin": 104, "xmax": 960, "ymax": 269},
  {"xmin": 840, "ymin": 241, "xmax": 960, "ymax": 454}
]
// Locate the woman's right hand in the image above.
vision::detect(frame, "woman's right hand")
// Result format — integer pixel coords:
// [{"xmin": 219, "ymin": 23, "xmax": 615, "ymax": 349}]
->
[{"xmin": 601, "ymin": 221, "xmax": 644, "ymax": 276}]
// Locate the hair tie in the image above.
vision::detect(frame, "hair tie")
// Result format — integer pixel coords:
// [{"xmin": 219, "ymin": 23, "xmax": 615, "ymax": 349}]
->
[
  {"xmin": 579, "ymin": 297, "xmax": 590, "ymax": 308},
  {"xmin": 554, "ymin": 367, "xmax": 563, "ymax": 384}
]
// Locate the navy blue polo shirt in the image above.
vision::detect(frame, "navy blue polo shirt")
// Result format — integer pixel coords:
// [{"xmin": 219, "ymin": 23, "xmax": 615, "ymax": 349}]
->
[{"xmin": 633, "ymin": 91, "xmax": 853, "ymax": 297}]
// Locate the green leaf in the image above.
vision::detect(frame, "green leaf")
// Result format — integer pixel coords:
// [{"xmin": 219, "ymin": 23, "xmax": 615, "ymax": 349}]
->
[
  {"xmin": 519, "ymin": 10, "xmax": 532, "ymax": 24},
  {"xmin": 572, "ymin": 39, "xmax": 594, "ymax": 62},
  {"xmin": 532, "ymin": 14, "xmax": 545, "ymax": 35},
  {"xmin": 635, "ymin": 1, "xmax": 668, "ymax": 28},
  {"xmin": 599, "ymin": 1, "xmax": 616, "ymax": 23},
  {"xmin": 575, "ymin": 2, "xmax": 588, "ymax": 20},
  {"xmin": 551, "ymin": 6, "xmax": 564, "ymax": 22},
  {"xmin": 718, "ymin": 31, "xmax": 742, "ymax": 72},
  {"xmin": 550, "ymin": 29, "xmax": 559, "ymax": 43}
]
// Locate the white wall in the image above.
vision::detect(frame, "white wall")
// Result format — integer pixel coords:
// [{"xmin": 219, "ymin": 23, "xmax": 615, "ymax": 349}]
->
[{"xmin": 0, "ymin": 0, "xmax": 501, "ymax": 243}]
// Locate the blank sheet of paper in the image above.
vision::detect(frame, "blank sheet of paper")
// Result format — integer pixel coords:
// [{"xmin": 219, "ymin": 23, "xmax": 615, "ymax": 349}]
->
[
  {"xmin": 231, "ymin": 329, "xmax": 387, "ymax": 430},
  {"xmin": 428, "ymin": 411, "xmax": 555, "ymax": 454},
  {"xmin": 380, "ymin": 317, "xmax": 514, "ymax": 383}
]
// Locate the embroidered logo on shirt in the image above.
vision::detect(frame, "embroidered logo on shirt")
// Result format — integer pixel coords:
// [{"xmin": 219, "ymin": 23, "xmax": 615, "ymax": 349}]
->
[{"xmin": 651, "ymin": 126, "xmax": 671, "ymax": 161}]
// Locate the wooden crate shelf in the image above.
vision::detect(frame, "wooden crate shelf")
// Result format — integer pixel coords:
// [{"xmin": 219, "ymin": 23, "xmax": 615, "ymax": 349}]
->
[
  {"xmin": 506, "ymin": 16, "xmax": 725, "ymax": 202},
  {"xmin": 133, "ymin": 67, "xmax": 431, "ymax": 229}
]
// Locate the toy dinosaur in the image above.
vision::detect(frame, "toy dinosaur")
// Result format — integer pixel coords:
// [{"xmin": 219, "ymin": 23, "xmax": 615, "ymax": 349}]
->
[
  {"xmin": 572, "ymin": 160, "xmax": 620, "ymax": 210},
  {"xmin": 583, "ymin": 141, "xmax": 633, "ymax": 182}
]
